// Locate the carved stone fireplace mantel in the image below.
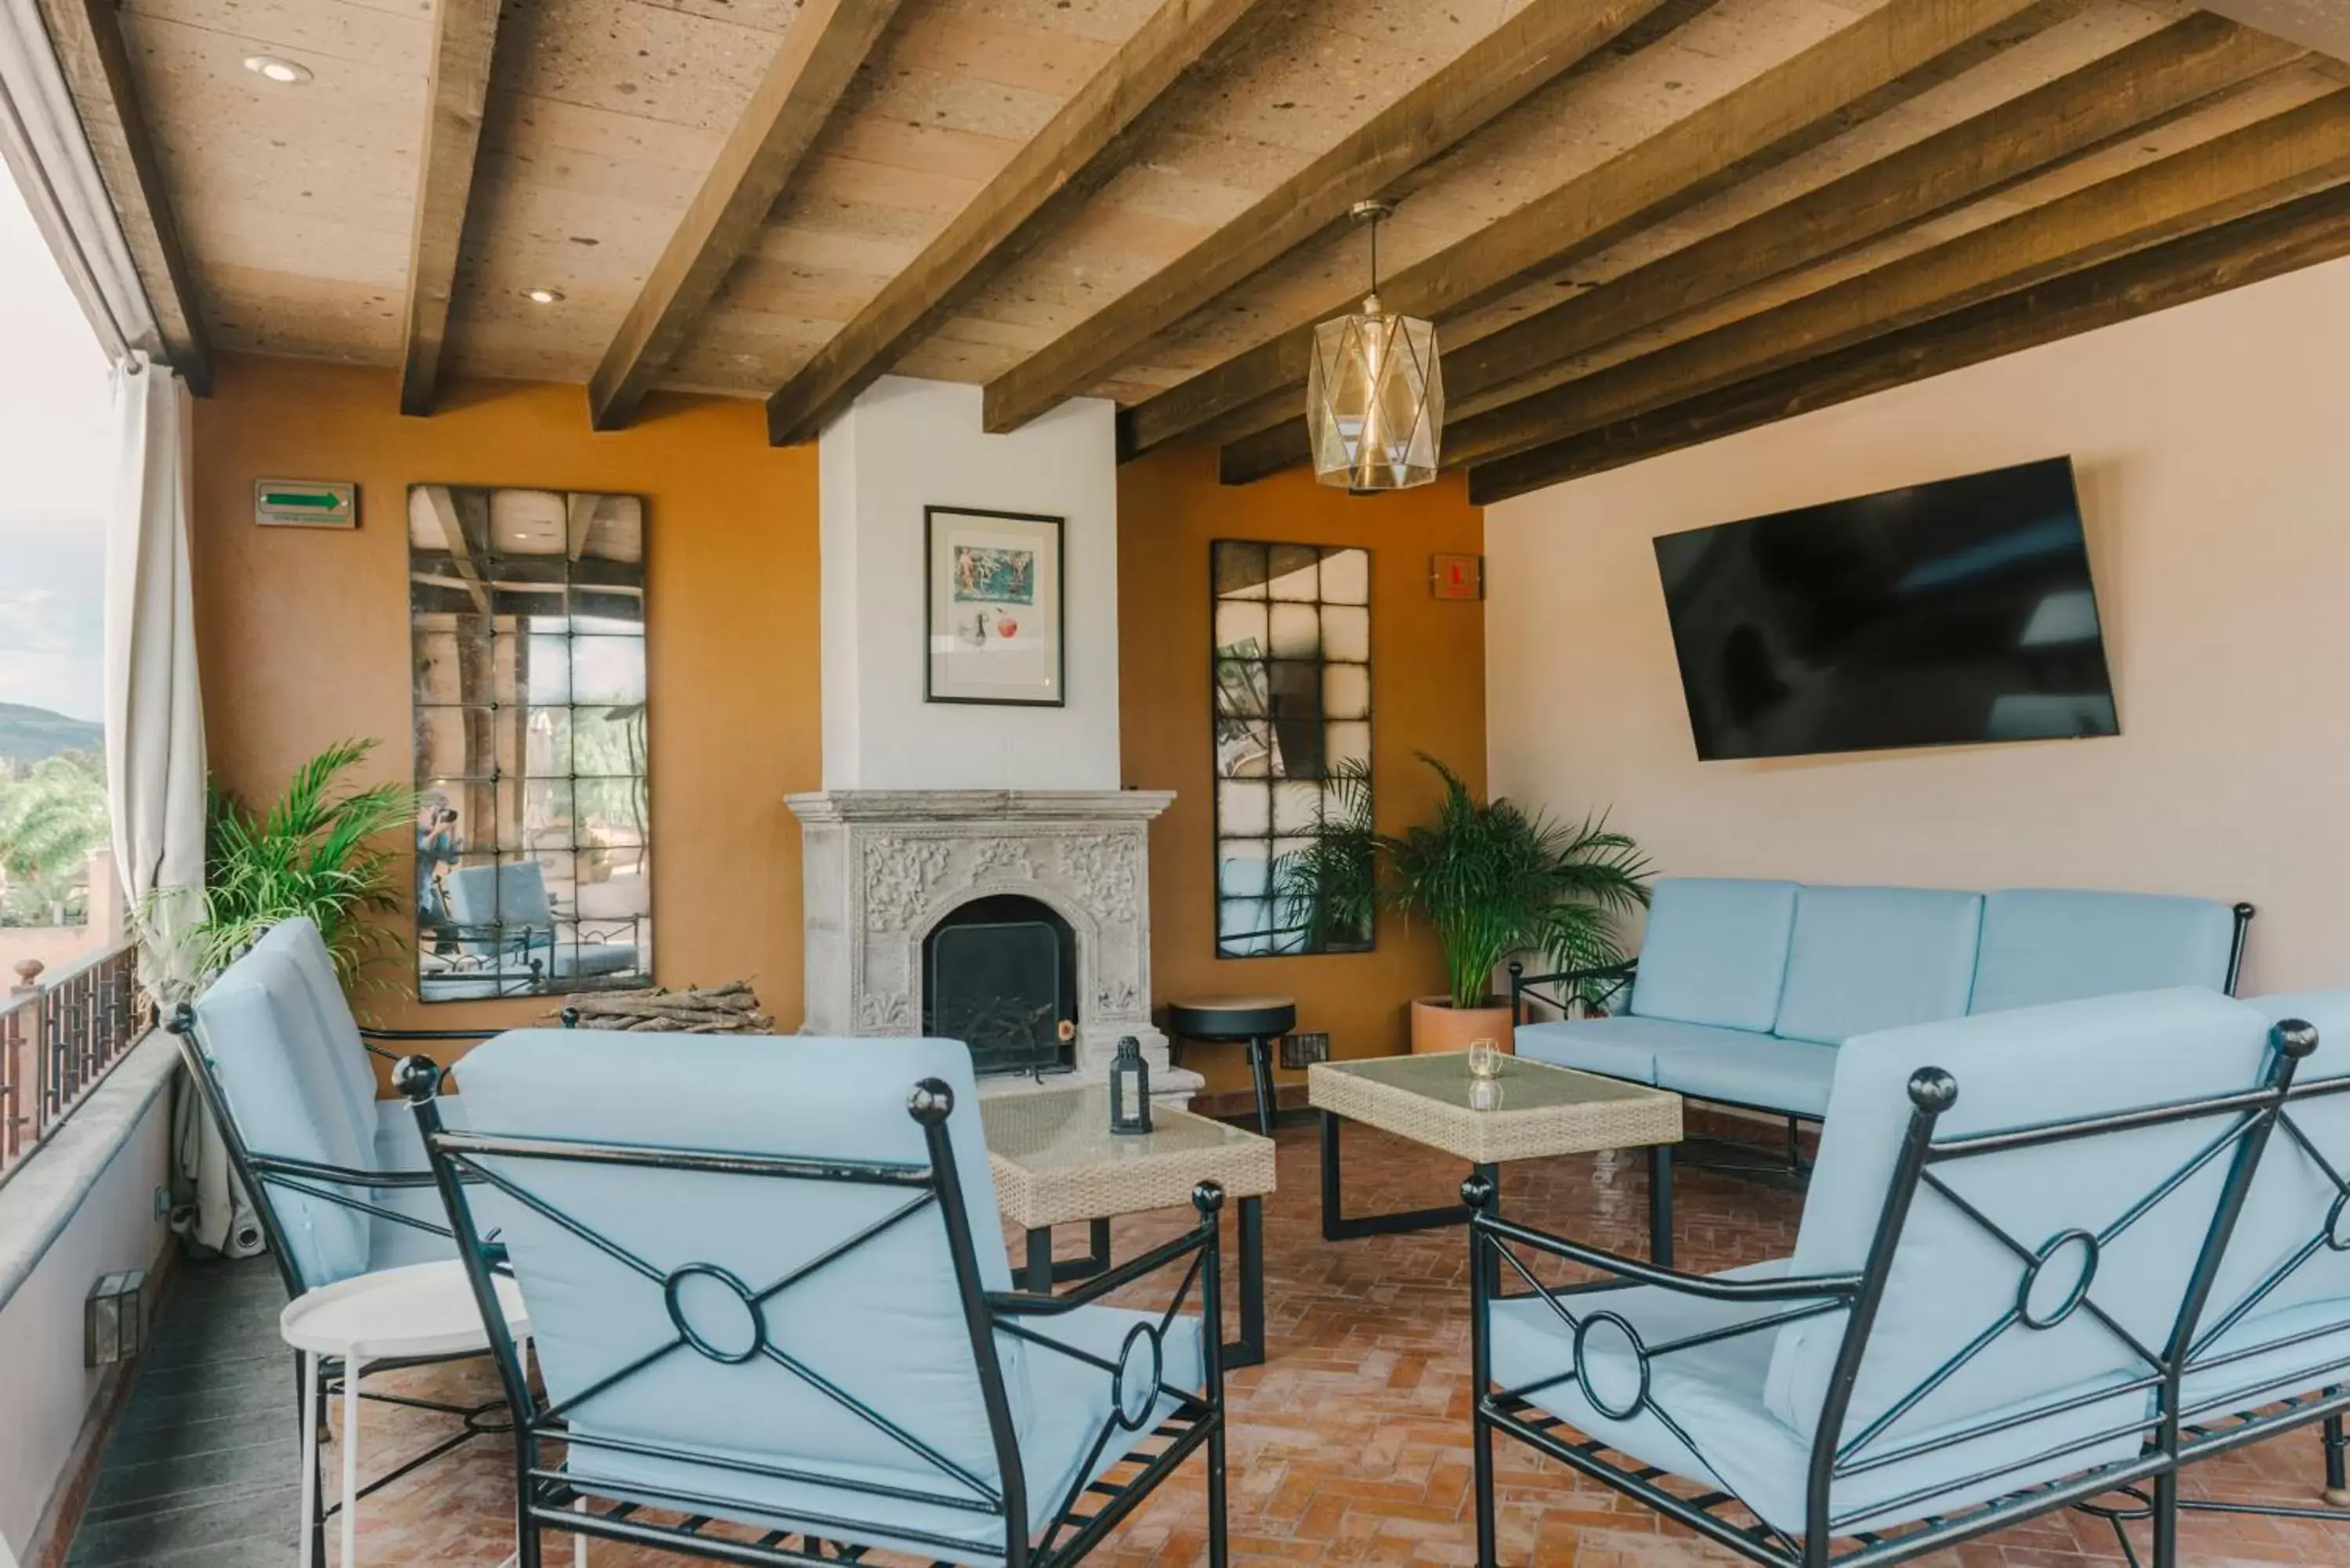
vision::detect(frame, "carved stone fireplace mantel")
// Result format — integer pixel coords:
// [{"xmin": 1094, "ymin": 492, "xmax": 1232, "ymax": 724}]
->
[{"xmin": 785, "ymin": 789, "xmax": 1195, "ymax": 1099}]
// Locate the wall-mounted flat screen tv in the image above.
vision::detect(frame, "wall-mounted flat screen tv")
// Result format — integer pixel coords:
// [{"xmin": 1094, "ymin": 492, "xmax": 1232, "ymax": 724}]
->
[{"xmin": 1653, "ymin": 456, "xmax": 2117, "ymax": 761}]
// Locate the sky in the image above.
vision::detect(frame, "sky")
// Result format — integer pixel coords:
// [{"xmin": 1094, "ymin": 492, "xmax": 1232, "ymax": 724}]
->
[{"xmin": 0, "ymin": 168, "xmax": 112, "ymax": 723}]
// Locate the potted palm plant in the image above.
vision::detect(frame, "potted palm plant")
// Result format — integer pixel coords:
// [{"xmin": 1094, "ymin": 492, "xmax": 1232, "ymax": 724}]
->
[
  {"xmin": 1283, "ymin": 755, "xmax": 1649, "ymax": 1053},
  {"xmin": 188, "ymin": 738, "xmax": 415, "ymax": 988}
]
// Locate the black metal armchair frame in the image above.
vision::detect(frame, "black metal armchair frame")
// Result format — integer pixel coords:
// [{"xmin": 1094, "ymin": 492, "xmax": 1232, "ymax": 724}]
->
[
  {"xmin": 164, "ymin": 1006, "xmax": 514, "ymax": 1564},
  {"xmin": 1467, "ymin": 1016, "xmax": 2350, "ymax": 1568},
  {"xmin": 1508, "ymin": 901, "xmax": 2260, "ymax": 1267},
  {"xmin": 396, "ymin": 1057, "xmax": 1230, "ymax": 1568}
]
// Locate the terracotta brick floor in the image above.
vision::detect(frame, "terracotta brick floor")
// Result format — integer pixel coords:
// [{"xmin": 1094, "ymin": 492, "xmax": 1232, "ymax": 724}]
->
[{"xmin": 118, "ymin": 1119, "xmax": 2350, "ymax": 1566}]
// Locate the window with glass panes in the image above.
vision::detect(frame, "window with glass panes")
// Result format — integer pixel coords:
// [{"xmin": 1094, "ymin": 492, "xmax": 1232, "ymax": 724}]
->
[{"xmin": 1211, "ymin": 541, "xmax": 1372, "ymax": 957}]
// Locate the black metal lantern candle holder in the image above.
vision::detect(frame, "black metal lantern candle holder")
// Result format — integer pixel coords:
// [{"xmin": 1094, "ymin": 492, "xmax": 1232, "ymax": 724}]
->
[{"xmin": 1109, "ymin": 1035, "xmax": 1152, "ymax": 1134}]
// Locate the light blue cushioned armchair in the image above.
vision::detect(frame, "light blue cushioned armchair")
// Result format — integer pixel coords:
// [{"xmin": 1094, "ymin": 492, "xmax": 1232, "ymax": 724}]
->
[
  {"xmin": 167, "ymin": 916, "xmax": 514, "ymax": 1562},
  {"xmin": 1468, "ymin": 986, "xmax": 2350, "ymax": 1568},
  {"xmin": 397, "ymin": 1028, "xmax": 1228, "ymax": 1568},
  {"xmin": 1511, "ymin": 878, "xmax": 2253, "ymax": 1263}
]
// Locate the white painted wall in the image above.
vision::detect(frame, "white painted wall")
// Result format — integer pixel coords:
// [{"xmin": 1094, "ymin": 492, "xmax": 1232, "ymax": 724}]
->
[
  {"xmin": 0, "ymin": 1037, "xmax": 174, "ymax": 1560},
  {"xmin": 1484, "ymin": 253, "xmax": 2350, "ymax": 998},
  {"xmin": 819, "ymin": 377, "xmax": 1122, "ymax": 791}
]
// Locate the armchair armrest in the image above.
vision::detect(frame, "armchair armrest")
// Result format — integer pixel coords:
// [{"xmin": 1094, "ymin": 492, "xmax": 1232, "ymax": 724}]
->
[
  {"xmin": 363, "ymin": 1025, "xmax": 501, "ymax": 1071},
  {"xmin": 985, "ymin": 1222, "xmax": 1217, "ymax": 1317},
  {"xmin": 362, "ymin": 1025, "xmax": 504, "ymax": 1042},
  {"xmin": 243, "ymin": 1151, "xmax": 457, "ymax": 1241},
  {"xmin": 1508, "ymin": 959, "xmax": 1639, "ymax": 1021},
  {"xmin": 1474, "ymin": 1206, "xmax": 1860, "ymax": 1305}
]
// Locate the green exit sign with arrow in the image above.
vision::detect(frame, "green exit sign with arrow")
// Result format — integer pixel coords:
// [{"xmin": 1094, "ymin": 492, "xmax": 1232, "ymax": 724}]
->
[{"xmin": 254, "ymin": 479, "xmax": 357, "ymax": 529}]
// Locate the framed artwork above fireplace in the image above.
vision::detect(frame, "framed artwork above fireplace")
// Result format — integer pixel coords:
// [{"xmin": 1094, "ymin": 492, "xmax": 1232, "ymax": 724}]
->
[{"xmin": 925, "ymin": 505, "xmax": 1065, "ymax": 706}]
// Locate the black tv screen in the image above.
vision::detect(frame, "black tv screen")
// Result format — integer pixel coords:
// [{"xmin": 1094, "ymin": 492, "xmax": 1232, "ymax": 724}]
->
[{"xmin": 1652, "ymin": 456, "xmax": 2117, "ymax": 761}]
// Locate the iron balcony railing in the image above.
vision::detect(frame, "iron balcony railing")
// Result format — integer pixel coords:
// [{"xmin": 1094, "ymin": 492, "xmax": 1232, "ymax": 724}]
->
[{"xmin": 0, "ymin": 941, "xmax": 145, "ymax": 1188}]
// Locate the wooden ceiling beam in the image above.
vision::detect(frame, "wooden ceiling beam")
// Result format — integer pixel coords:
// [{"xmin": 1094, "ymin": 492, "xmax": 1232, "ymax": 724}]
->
[
  {"xmin": 1467, "ymin": 177, "xmax": 2350, "ymax": 503},
  {"xmin": 1214, "ymin": 10, "xmax": 2294, "ymax": 485},
  {"xmin": 587, "ymin": 0, "xmax": 906, "ymax": 432},
  {"xmin": 398, "ymin": 0, "xmax": 503, "ymax": 417},
  {"xmin": 1443, "ymin": 89, "xmax": 2350, "ymax": 469},
  {"xmin": 37, "ymin": 0, "xmax": 211, "ymax": 390},
  {"xmin": 1441, "ymin": 14, "xmax": 2298, "ymax": 422},
  {"xmin": 763, "ymin": 0, "xmax": 1271, "ymax": 447},
  {"xmin": 978, "ymin": 0, "xmax": 1679, "ymax": 436},
  {"xmin": 1135, "ymin": 0, "xmax": 2073, "ymax": 464}
]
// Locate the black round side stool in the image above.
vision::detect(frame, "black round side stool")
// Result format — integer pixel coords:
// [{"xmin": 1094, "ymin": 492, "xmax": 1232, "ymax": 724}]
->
[{"xmin": 1167, "ymin": 995, "xmax": 1297, "ymax": 1136}]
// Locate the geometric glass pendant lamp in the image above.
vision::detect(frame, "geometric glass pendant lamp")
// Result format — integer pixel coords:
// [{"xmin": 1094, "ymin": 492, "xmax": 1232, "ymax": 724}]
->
[{"xmin": 1307, "ymin": 201, "xmax": 1444, "ymax": 491}]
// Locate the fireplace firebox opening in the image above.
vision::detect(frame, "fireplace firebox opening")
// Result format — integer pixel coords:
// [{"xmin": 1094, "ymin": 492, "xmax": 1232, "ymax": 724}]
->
[{"xmin": 923, "ymin": 894, "xmax": 1078, "ymax": 1077}]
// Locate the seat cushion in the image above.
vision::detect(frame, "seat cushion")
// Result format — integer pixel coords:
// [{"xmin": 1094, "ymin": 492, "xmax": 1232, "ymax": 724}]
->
[
  {"xmin": 552, "ymin": 944, "xmax": 641, "ymax": 978},
  {"xmin": 1969, "ymin": 889, "xmax": 2238, "ymax": 1015},
  {"xmin": 1771, "ymin": 886, "xmax": 1982, "ymax": 1045},
  {"xmin": 1014, "ymin": 1305, "xmax": 1205, "ymax": 1537},
  {"xmin": 1625, "ymin": 879, "xmax": 1799, "ymax": 1032},
  {"xmin": 1490, "ymin": 1260, "xmax": 1823, "ymax": 1532},
  {"xmin": 1512, "ymin": 1015, "xmax": 1762, "ymax": 1086},
  {"xmin": 1650, "ymin": 1036, "xmax": 1838, "ymax": 1118},
  {"xmin": 367, "ymin": 1097, "xmax": 464, "ymax": 1273}
]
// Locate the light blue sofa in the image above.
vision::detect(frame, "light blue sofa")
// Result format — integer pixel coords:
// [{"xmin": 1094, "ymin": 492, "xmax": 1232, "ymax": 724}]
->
[
  {"xmin": 1516, "ymin": 878, "xmax": 2251, "ymax": 1121},
  {"xmin": 1469, "ymin": 985, "xmax": 2350, "ymax": 1566}
]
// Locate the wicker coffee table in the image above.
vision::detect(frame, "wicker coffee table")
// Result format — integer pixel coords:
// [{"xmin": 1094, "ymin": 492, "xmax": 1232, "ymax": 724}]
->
[
  {"xmin": 981, "ymin": 1085, "xmax": 1278, "ymax": 1366},
  {"xmin": 1308, "ymin": 1052, "xmax": 1684, "ymax": 1264}
]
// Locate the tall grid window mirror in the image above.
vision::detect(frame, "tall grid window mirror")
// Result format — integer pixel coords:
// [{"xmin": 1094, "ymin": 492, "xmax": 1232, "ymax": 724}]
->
[
  {"xmin": 409, "ymin": 485, "xmax": 652, "ymax": 1001},
  {"xmin": 1212, "ymin": 540, "xmax": 1372, "ymax": 957}
]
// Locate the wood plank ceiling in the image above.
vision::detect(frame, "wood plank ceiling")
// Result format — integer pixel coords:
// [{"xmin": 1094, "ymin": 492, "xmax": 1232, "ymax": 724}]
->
[{"xmin": 47, "ymin": 0, "xmax": 2350, "ymax": 499}]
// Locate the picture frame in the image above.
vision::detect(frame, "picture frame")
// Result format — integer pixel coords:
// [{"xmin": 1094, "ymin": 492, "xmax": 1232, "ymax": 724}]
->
[{"xmin": 925, "ymin": 505, "xmax": 1066, "ymax": 707}]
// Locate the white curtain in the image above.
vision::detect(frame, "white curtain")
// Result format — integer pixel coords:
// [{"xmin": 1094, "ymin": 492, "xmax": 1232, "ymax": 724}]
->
[
  {"xmin": 103, "ymin": 354, "xmax": 255, "ymax": 1255},
  {"xmin": 0, "ymin": 0, "xmax": 158, "ymax": 359}
]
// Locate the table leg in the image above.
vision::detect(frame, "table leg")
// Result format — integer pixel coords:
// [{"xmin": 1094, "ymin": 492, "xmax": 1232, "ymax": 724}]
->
[
  {"xmin": 1319, "ymin": 1110, "xmax": 1479, "ymax": 1241},
  {"xmin": 1649, "ymin": 1144, "xmax": 1676, "ymax": 1268},
  {"xmin": 1025, "ymin": 1227, "xmax": 1056, "ymax": 1295},
  {"xmin": 298, "ymin": 1351, "xmax": 320, "ymax": 1568},
  {"xmin": 1226, "ymin": 1195, "xmax": 1265, "ymax": 1369},
  {"xmin": 1023, "ymin": 1221, "xmax": 1114, "ymax": 1292},
  {"xmin": 341, "ymin": 1355, "xmax": 366, "ymax": 1568},
  {"xmin": 1248, "ymin": 1038, "xmax": 1278, "ymax": 1136}
]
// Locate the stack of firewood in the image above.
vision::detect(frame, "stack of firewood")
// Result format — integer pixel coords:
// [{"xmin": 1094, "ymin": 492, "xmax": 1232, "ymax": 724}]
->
[{"xmin": 553, "ymin": 981, "xmax": 773, "ymax": 1034}]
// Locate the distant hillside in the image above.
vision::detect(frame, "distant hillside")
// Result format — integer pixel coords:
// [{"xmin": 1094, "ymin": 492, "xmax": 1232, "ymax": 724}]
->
[{"xmin": 0, "ymin": 703, "xmax": 103, "ymax": 765}]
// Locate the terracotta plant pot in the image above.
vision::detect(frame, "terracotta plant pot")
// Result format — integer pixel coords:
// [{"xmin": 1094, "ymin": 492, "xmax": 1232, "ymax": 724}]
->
[{"xmin": 1410, "ymin": 996, "xmax": 1517, "ymax": 1057}]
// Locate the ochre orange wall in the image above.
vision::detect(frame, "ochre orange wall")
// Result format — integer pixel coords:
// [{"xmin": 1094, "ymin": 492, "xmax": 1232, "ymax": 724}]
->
[
  {"xmin": 1118, "ymin": 446, "xmax": 1488, "ymax": 1099},
  {"xmin": 189, "ymin": 353, "xmax": 822, "ymax": 1039}
]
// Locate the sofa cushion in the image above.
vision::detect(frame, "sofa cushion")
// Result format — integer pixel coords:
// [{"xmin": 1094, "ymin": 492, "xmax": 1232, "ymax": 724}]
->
[
  {"xmin": 1626, "ymin": 879, "xmax": 1799, "ymax": 1033},
  {"xmin": 1650, "ymin": 1036, "xmax": 1838, "ymax": 1118},
  {"xmin": 1969, "ymin": 889, "xmax": 2237, "ymax": 1015},
  {"xmin": 1772, "ymin": 886, "xmax": 1981, "ymax": 1045},
  {"xmin": 1512, "ymin": 1015, "xmax": 1761, "ymax": 1086}
]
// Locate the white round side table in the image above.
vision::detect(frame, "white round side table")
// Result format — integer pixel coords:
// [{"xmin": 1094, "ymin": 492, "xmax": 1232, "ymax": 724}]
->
[{"xmin": 279, "ymin": 1259, "xmax": 529, "ymax": 1568}]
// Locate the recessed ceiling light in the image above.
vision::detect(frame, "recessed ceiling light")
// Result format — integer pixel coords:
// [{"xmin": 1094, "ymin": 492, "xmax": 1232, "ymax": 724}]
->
[
  {"xmin": 242, "ymin": 55, "xmax": 313, "ymax": 85},
  {"xmin": 521, "ymin": 287, "xmax": 566, "ymax": 305}
]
